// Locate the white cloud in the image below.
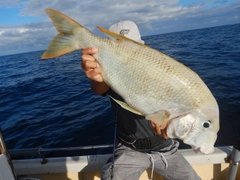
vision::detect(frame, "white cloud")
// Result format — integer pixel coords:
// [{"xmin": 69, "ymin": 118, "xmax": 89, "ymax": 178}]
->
[
  {"xmin": 0, "ymin": 0, "xmax": 239, "ymax": 56},
  {"xmin": 0, "ymin": 0, "xmax": 22, "ymax": 8}
]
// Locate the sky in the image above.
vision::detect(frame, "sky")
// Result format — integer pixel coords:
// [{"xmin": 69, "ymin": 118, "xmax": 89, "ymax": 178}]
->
[{"xmin": 0, "ymin": 0, "xmax": 239, "ymax": 56}]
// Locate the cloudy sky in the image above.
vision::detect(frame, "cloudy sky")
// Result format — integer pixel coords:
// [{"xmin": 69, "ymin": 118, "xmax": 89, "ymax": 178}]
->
[{"xmin": 0, "ymin": 0, "xmax": 239, "ymax": 56}]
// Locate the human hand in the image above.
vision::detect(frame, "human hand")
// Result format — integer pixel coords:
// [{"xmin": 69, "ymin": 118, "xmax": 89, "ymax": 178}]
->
[
  {"xmin": 81, "ymin": 48, "xmax": 103, "ymax": 82},
  {"xmin": 150, "ymin": 121, "xmax": 169, "ymax": 139}
]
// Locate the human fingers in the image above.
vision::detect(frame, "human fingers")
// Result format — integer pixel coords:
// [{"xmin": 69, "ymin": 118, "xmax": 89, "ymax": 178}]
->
[
  {"xmin": 150, "ymin": 121, "xmax": 162, "ymax": 135},
  {"xmin": 81, "ymin": 56, "xmax": 99, "ymax": 70},
  {"xmin": 161, "ymin": 129, "xmax": 169, "ymax": 139},
  {"xmin": 81, "ymin": 58, "xmax": 103, "ymax": 81},
  {"xmin": 81, "ymin": 47, "xmax": 99, "ymax": 70},
  {"xmin": 150, "ymin": 121, "xmax": 169, "ymax": 139},
  {"xmin": 80, "ymin": 48, "xmax": 103, "ymax": 82},
  {"xmin": 81, "ymin": 59, "xmax": 103, "ymax": 82},
  {"xmin": 85, "ymin": 67, "xmax": 103, "ymax": 82}
]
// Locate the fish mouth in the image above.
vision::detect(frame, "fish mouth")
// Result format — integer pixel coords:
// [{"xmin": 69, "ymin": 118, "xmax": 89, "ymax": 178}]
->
[
  {"xmin": 193, "ymin": 147, "xmax": 201, "ymax": 153},
  {"xmin": 192, "ymin": 145, "xmax": 214, "ymax": 154}
]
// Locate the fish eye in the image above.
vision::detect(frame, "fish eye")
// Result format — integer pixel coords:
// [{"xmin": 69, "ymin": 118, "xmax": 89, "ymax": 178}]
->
[{"xmin": 203, "ymin": 120, "xmax": 211, "ymax": 128}]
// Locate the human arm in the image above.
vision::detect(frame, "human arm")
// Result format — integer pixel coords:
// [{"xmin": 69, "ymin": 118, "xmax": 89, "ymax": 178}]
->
[{"xmin": 81, "ymin": 48, "xmax": 109, "ymax": 94}]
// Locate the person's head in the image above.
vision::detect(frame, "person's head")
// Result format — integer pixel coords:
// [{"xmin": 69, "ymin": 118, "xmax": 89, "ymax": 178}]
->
[{"xmin": 109, "ymin": 20, "xmax": 144, "ymax": 44}]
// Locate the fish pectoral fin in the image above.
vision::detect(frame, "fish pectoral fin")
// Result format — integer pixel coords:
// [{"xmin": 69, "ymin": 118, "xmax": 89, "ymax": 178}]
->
[
  {"xmin": 97, "ymin": 26, "xmax": 145, "ymax": 46},
  {"xmin": 110, "ymin": 96, "xmax": 143, "ymax": 115},
  {"xmin": 146, "ymin": 110, "xmax": 170, "ymax": 129},
  {"xmin": 41, "ymin": 9, "xmax": 83, "ymax": 59}
]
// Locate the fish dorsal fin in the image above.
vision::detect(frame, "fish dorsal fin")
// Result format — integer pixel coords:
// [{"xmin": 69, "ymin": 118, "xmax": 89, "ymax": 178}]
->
[
  {"xmin": 110, "ymin": 96, "xmax": 143, "ymax": 115},
  {"xmin": 97, "ymin": 26, "xmax": 145, "ymax": 46}
]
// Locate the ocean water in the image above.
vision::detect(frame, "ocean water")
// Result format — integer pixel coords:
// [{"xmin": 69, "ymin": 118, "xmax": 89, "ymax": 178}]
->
[{"xmin": 0, "ymin": 24, "xmax": 240, "ymax": 155}]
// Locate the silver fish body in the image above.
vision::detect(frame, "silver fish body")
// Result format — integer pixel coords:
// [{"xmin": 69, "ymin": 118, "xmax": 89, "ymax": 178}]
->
[{"xmin": 42, "ymin": 9, "xmax": 219, "ymax": 154}]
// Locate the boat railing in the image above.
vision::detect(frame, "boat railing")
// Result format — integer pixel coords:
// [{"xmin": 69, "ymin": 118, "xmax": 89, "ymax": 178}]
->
[{"xmin": 8, "ymin": 144, "xmax": 114, "ymax": 164}]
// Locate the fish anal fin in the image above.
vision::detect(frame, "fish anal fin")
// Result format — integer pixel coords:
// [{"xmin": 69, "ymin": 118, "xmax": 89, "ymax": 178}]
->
[
  {"xmin": 110, "ymin": 96, "xmax": 143, "ymax": 115},
  {"xmin": 146, "ymin": 110, "xmax": 170, "ymax": 129}
]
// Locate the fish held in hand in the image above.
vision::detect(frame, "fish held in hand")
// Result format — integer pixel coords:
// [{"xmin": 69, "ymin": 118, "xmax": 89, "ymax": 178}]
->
[{"xmin": 42, "ymin": 9, "xmax": 219, "ymax": 154}]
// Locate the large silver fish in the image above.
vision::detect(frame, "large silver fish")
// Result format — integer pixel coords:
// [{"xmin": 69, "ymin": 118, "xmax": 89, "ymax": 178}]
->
[{"xmin": 42, "ymin": 9, "xmax": 219, "ymax": 154}]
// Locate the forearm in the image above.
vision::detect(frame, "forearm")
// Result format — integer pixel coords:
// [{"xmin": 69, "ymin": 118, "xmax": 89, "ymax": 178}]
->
[{"xmin": 90, "ymin": 80, "xmax": 109, "ymax": 95}]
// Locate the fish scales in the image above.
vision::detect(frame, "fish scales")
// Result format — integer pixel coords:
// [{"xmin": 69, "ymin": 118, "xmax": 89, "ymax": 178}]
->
[
  {"xmin": 96, "ymin": 40, "xmax": 215, "ymax": 114},
  {"xmin": 42, "ymin": 9, "xmax": 219, "ymax": 154}
]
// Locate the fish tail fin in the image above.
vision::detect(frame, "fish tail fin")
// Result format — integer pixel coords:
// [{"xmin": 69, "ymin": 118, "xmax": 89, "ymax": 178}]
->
[{"xmin": 41, "ymin": 8, "xmax": 84, "ymax": 59}]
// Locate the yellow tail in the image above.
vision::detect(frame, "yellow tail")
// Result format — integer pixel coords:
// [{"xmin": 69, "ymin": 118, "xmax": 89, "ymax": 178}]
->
[{"xmin": 41, "ymin": 9, "xmax": 83, "ymax": 59}]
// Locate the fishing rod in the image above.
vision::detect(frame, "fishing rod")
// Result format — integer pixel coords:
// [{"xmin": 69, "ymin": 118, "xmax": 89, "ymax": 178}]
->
[{"xmin": 0, "ymin": 128, "xmax": 17, "ymax": 180}]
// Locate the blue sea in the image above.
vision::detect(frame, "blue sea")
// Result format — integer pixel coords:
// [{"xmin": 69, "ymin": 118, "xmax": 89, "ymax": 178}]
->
[{"xmin": 0, "ymin": 24, "xmax": 240, "ymax": 155}]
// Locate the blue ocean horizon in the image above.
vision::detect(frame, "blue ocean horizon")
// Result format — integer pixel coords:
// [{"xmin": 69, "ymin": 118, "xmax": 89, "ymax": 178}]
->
[{"xmin": 0, "ymin": 23, "xmax": 240, "ymax": 154}]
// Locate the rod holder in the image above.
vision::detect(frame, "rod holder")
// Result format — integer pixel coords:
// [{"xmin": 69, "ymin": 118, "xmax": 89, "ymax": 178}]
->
[
  {"xmin": 226, "ymin": 139, "xmax": 240, "ymax": 180},
  {"xmin": 38, "ymin": 148, "xmax": 48, "ymax": 164}
]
